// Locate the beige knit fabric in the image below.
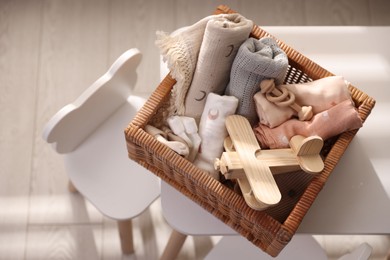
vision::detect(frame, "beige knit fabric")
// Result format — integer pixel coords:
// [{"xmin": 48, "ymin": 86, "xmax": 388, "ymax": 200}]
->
[
  {"xmin": 183, "ymin": 14, "xmax": 253, "ymax": 121},
  {"xmin": 155, "ymin": 13, "xmax": 252, "ymax": 125}
]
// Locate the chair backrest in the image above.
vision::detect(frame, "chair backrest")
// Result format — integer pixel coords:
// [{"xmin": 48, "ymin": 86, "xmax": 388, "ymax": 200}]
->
[{"xmin": 43, "ymin": 48, "xmax": 142, "ymax": 154}]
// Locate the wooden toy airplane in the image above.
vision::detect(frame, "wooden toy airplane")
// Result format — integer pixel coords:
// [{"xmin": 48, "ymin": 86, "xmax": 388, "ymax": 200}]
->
[{"xmin": 214, "ymin": 115, "xmax": 324, "ymax": 210}]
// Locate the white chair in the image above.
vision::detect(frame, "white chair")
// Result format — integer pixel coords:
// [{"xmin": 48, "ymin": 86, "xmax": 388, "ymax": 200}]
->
[{"xmin": 43, "ymin": 48, "xmax": 160, "ymax": 254}]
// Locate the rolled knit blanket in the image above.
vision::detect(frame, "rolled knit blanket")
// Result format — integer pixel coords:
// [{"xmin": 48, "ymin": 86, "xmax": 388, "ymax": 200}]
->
[
  {"xmin": 254, "ymin": 99, "xmax": 363, "ymax": 149},
  {"xmin": 225, "ymin": 37, "xmax": 289, "ymax": 125},
  {"xmin": 155, "ymin": 14, "xmax": 252, "ymax": 125},
  {"xmin": 184, "ymin": 15, "xmax": 253, "ymax": 121},
  {"xmin": 254, "ymin": 76, "xmax": 353, "ymax": 128}
]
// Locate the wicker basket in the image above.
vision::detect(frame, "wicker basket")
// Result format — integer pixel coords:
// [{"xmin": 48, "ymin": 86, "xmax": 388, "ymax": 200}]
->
[{"xmin": 125, "ymin": 5, "xmax": 375, "ymax": 257}]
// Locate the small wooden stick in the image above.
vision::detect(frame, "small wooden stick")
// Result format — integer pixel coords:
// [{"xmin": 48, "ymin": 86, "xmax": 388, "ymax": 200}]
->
[{"xmin": 260, "ymin": 79, "xmax": 313, "ymax": 121}]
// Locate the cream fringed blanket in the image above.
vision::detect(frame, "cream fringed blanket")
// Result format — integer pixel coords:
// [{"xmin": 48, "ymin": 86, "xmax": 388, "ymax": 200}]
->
[
  {"xmin": 154, "ymin": 14, "xmax": 253, "ymax": 126},
  {"xmin": 184, "ymin": 15, "xmax": 253, "ymax": 121}
]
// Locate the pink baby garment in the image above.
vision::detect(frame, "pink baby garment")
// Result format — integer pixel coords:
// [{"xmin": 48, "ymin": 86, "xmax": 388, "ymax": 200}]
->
[
  {"xmin": 254, "ymin": 99, "xmax": 362, "ymax": 149},
  {"xmin": 254, "ymin": 76, "xmax": 352, "ymax": 128}
]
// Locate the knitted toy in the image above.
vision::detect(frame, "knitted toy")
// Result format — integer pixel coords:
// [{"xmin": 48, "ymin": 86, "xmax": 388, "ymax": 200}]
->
[{"xmin": 224, "ymin": 37, "xmax": 289, "ymax": 125}]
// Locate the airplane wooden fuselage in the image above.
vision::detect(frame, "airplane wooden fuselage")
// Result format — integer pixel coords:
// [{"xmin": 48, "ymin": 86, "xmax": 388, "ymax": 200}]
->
[{"xmin": 214, "ymin": 115, "xmax": 324, "ymax": 210}]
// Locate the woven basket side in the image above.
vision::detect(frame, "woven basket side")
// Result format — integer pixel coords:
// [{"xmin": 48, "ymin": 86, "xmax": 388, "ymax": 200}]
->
[{"xmin": 128, "ymin": 74, "xmax": 175, "ymax": 129}]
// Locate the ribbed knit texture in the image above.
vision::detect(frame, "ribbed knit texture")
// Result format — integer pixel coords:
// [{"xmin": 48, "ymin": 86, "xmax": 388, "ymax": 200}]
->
[{"xmin": 225, "ymin": 37, "xmax": 288, "ymax": 125}]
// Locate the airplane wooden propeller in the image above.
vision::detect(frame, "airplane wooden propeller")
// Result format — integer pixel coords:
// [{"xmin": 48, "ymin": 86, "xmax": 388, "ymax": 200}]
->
[{"xmin": 214, "ymin": 115, "xmax": 324, "ymax": 210}]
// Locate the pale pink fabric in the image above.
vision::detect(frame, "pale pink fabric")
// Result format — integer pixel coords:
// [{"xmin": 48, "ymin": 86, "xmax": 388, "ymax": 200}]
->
[
  {"xmin": 254, "ymin": 99, "xmax": 362, "ymax": 149},
  {"xmin": 254, "ymin": 76, "xmax": 352, "ymax": 128}
]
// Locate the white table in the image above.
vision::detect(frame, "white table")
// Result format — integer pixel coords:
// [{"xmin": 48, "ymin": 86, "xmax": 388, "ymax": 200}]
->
[{"xmin": 160, "ymin": 27, "xmax": 390, "ymax": 238}]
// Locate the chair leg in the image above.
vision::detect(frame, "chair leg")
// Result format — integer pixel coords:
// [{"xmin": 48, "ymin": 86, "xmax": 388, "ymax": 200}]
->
[
  {"xmin": 68, "ymin": 180, "xmax": 79, "ymax": 193},
  {"xmin": 160, "ymin": 229, "xmax": 188, "ymax": 260},
  {"xmin": 117, "ymin": 219, "xmax": 134, "ymax": 254}
]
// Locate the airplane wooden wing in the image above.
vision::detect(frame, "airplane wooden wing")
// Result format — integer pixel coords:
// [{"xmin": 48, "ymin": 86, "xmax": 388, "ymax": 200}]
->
[{"xmin": 225, "ymin": 115, "xmax": 282, "ymax": 208}]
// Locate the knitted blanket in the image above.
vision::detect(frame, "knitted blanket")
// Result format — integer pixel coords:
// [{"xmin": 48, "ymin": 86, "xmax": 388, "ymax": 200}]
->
[
  {"xmin": 156, "ymin": 13, "xmax": 252, "ymax": 124},
  {"xmin": 225, "ymin": 37, "xmax": 289, "ymax": 125},
  {"xmin": 184, "ymin": 14, "xmax": 252, "ymax": 121}
]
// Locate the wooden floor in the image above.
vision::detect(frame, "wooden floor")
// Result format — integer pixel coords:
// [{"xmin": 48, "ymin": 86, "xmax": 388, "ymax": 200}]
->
[{"xmin": 1, "ymin": 0, "xmax": 390, "ymax": 259}]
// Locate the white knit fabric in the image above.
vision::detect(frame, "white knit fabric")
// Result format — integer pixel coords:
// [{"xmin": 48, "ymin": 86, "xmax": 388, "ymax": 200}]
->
[{"xmin": 194, "ymin": 93, "xmax": 238, "ymax": 180}]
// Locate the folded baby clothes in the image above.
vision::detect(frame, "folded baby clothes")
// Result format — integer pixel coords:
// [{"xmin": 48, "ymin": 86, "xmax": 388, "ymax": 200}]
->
[
  {"xmin": 156, "ymin": 14, "xmax": 252, "ymax": 124},
  {"xmin": 194, "ymin": 93, "xmax": 239, "ymax": 180},
  {"xmin": 254, "ymin": 99, "xmax": 363, "ymax": 149},
  {"xmin": 184, "ymin": 14, "xmax": 253, "ymax": 121},
  {"xmin": 254, "ymin": 76, "xmax": 353, "ymax": 128},
  {"xmin": 145, "ymin": 125, "xmax": 190, "ymax": 157},
  {"xmin": 167, "ymin": 116, "xmax": 202, "ymax": 162},
  {"xmin": 224, "ymin": 37, "xmax": 289, "ymax": 125}
]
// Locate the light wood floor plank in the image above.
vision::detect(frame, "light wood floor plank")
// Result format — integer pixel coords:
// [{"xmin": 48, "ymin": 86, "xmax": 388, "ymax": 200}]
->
[
  {"xmin": 101, "ymin": 203, "xmax": 162, "ymax": 260},
  {"xmin": 368, "ymin": 0, "xmax": 390, "ymax": 25},
  {"xmin": 29, "ymin": 0, "xmax": 110, "ymax": 225},
  {"xmin": 305, "ymin": 0, "xmax": 370, "ymax": 25},
  {"xmin": 0, "ymin": 1, "xmax": 42, "ymax": 259},
  {"xmin": 174, "ymin": 0, "xmax": 241, "ymax": 27},
  {"xmin": 108, "ymin": 0, "xmax": 176, "ymax": 94},
  {"xmin": 238, "ymin": 0, "xmax": 306, "ymax": 26},
  {"xmin": 25, "ymin": 224, "xmax": 102, "ymax": 260}
]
